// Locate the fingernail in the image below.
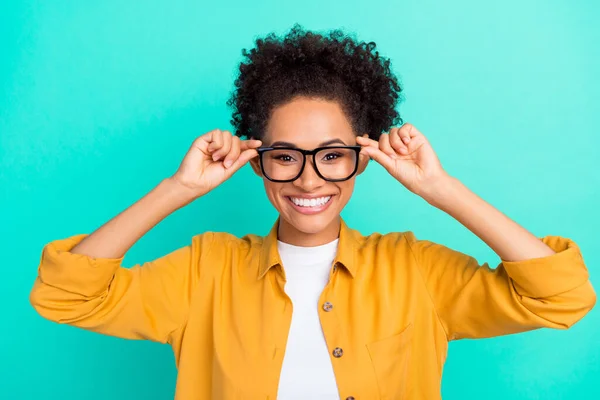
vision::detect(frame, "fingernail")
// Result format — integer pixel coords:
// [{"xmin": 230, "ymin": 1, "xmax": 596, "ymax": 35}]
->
[
  {"xmin": 213, "ymin": 155, "xmax": 219, "ymax": 161},
  {"xmin": 224, "ymin": 160, "xmax": 233, "ymax": 168},
  {"xmin": 403, "ymin": 137, "xmax": 410, "ymax": 143}
]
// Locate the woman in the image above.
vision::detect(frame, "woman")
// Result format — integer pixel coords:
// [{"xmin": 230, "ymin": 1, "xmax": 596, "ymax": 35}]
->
[{"xmin": 30, "ymin": 26, "xmax": 596, "ymax": 399}]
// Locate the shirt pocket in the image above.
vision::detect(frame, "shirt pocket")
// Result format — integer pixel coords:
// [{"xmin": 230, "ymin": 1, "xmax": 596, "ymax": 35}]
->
[{"xmin": 366, "ymin": 323, "xmax": 413, "ymax": 400}]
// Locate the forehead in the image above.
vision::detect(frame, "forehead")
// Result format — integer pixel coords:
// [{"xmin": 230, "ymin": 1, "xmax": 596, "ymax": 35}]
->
[{"xmin": 264, "ymin": 97, "xmax": 356, "ymax": 147}]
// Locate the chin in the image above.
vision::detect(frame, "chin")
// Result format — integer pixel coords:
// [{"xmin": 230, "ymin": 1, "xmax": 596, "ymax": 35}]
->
[
  {"xmin": 285, "ymin": 214, "xmax": 336, "ymax": 235},
  {"xmin": 277, "ymin": 195, "xmax": 342, "ymax": 235}
]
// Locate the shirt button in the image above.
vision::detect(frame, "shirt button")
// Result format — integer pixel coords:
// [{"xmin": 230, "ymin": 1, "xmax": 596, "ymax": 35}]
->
[
  {"xmin": 322, "ymin": 302, "xmax": 333, "ymax": 312},
  {"xmin": 332, "ymin": 347, "xmax": 344, "ymax": 358},
  {"xmin": 346, "ymin": 397, "xmax": 355, "ymax": 400}
]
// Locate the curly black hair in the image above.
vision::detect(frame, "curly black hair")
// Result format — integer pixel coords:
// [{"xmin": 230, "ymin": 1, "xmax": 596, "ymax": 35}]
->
[{"xmin": 227, "ymin": 24, "xmax": 403, "ymax": 141}]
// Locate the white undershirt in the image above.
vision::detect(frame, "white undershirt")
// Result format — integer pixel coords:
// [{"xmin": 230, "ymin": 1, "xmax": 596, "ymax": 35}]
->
[{"xmin": 276, "ymin": 238, "xmax": 340, "ymax": 400}]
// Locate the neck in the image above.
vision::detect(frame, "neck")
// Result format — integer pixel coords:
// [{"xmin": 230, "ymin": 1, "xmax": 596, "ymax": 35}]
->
[{"xmin": 277, "ymin": 216, "xmax": 341, "ymax": 247}]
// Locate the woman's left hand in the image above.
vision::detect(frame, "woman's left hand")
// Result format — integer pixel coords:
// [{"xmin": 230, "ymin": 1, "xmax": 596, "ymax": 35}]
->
[{"xmin": 357, "ymin": 123, "xmax": 450, "ymax": 198}]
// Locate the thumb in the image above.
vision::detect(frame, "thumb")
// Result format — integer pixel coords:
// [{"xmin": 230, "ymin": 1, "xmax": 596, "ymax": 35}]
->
[{"xmin": 225, "ymin": 148, "xmax": 259, "ymax": 174}]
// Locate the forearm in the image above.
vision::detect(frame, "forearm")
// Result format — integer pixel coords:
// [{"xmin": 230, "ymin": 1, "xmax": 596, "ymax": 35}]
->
[
  {"xmin": 423, "ymin": 176, "xmax": 555, "ymax": 262},
  {"xmin": 71, "ymin": 177, "xmax": 198, "ymax": 259}
]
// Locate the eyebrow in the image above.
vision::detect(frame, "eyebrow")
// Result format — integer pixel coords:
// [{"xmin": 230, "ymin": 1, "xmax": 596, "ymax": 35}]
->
[{"xmin": 269, "ymin": 138, "xmax": 347, "ymax": 148}]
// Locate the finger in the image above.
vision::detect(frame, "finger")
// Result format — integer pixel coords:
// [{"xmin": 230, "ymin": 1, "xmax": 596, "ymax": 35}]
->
[
  {"xmin": 355, "ymin": 135, "xmax": 378, "ymax": 147},
  {"xmin": 356, "ymin": 135, "xmax": 381, "ymax": 157},
  {"xmin": 356, "ymin": 135, "xmax": 387, "ymax": 153},
  {"xmin": 207, "ymin": 129, "xmax": 224, "ymax": 155},
  {"xmin": 224, "ymin": 136, "xmax": 241, "ymax": 168},
  {"xmin": 389, "ymin": 127, "xmax": 409, "ymax": 155},
  {"xmin": 398, "ymin": 123, "xmax": 420, "ymax": 144},
  {"xmin": 226, "ymin": 148, "xmax": 259, "ymax": 173},
  {"xmin": 194, "ymin": 129, "xmax": 222, "ymax": 154},
  {"xmin": 379, "ymin": 133, "xmax": 397, "ymax": 158},
  {"xmin": 401, "ymin": 124, "xmax": 431, "ymax": 156},
  {"xmin": 404, "ymin": 134, "xmax": 428, "ymax": 156},
  {"xmin": 360, "ymin": 144, "xmax": 394, "ymax": 171},
  {"xmin": 240, "ymin": 139, "xmax": 263, "ymax": 150},
  {"xmin": 199, "ymin": 128, "xmax": 219, "ymax": 142},
  {"xmin": 212, "ymin": 131, "xmax": 232, "ymax": 161}
]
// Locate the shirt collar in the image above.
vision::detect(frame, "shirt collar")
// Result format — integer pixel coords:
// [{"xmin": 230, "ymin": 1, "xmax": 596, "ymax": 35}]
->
[{"xmin": 257, "ymin": 217, "xmax": 358, "ymax": 279}]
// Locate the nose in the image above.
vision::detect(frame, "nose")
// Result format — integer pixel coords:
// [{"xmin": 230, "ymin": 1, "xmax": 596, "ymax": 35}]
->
[{"xmin": 292, "ymin": 156, "xmax": 325, "ymax": 191}]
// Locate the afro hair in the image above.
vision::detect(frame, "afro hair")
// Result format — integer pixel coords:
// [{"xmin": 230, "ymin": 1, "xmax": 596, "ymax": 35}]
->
[{"xmin": 227, "ymin": 24, "xmax": 403, "ymax": 141}]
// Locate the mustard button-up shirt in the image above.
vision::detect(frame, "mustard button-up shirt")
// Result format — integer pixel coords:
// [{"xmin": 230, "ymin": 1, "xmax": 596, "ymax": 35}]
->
[{"xmin": 30, "ymin": 219, "xmax": 596, "ymax": 399}]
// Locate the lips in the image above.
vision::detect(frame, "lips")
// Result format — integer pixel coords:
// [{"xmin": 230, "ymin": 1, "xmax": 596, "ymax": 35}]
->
[
  {"xmin": 289, "ymin": 196, "xmax": 332, "ymax": 207},
  {"xmin": 285, "ymin": 195, "xmax": 334, "ymax": 215}
]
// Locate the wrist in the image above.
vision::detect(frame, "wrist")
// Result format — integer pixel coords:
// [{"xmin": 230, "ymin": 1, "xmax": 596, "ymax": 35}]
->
[
  {"xmin": 420, "ymin": 173, "xmax": 462, "ymax": 209},
  {"xmin": 162, "ymin": 177, "xmax": 205, "ymax": 207}
]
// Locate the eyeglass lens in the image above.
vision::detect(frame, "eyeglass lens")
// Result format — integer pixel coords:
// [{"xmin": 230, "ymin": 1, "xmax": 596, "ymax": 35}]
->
[{"xmin": 261, "ymin": 147, "xmax": 357, "ymax": 181}]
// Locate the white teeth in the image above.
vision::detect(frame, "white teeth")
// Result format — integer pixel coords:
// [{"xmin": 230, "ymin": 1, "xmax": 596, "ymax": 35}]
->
[{"xmin": 290, "ymin": 196, "xmax": 332, "ymax": 208}]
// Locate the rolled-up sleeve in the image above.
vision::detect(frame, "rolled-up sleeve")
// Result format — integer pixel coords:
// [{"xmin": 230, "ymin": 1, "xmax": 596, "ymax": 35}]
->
[
  {"xmin": 35, "ymin": 234, "xmax": 125, "ymax": 297},
  {"xmin": 30, "ymin": 233, "xmax": 212, "ymax": 343},
  {"xmin": 502, "ymin": 236, "xmax": 589, "ymax": 298},
  {"xmin": 407, "ymin": 234, "xmax": 596, "ymax": 340}
]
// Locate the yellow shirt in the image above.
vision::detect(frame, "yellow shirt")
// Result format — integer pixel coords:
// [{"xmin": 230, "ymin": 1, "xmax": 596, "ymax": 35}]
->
[{"xmin": 30, "ymin": 219, "xmax": 596, "ymax": 399}]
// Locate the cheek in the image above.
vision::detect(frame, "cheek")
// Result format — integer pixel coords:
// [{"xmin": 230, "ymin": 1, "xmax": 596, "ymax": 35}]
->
[
  {"xmin": 332, "ymin": 182, "xmax": 356, "ymax": 210},
  {"xmin": 337, "ymin": 180, "xmax": 355, "ymax": 200},
  {"xmin": 262, "ymin": 180, "xmax": 285, "ymax": 206}
]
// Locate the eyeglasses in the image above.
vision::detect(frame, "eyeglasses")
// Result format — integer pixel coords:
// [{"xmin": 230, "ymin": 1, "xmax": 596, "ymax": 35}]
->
[{"xmin": 256, "ymin": 145, "xmax": 361, "ymax": 183}]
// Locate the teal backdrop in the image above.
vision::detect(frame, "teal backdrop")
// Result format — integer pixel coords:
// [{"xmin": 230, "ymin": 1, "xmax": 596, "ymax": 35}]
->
[{"xmin": 1, "ymin": 0, "xmax": 599, "ymax": 399}]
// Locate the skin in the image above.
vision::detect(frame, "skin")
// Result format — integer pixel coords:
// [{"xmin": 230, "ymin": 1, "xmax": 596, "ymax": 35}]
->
[
  {"xmin": 249, "ymin": 97, "xmax": 369, "ymax": 246},
  {"xmin": 71, "ymin": 95, "xmax": 557, "ymax": 265}
]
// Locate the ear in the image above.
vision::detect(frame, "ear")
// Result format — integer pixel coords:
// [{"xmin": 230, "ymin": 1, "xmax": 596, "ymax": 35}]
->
[
  {"xmin": 249, "ymin": 157, "xmax": 263, "ymax": 177},
  {"xmin": 355, "ymin": 133, "xmax": 370, "ymax": 176},
  {"xmin": 356, "ymin": 152, "xmax": 369, "ymax": 176}
]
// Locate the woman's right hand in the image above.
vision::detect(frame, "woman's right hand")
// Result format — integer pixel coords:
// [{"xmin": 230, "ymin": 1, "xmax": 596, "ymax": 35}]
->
[{"xmin": 170, "ymin": 129, "xmax": 262, "ymax": 198}]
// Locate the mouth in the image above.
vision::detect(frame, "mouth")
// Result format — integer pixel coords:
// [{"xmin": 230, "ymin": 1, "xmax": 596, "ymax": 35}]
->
[{"xmin": 285, "ymin": 195, "xmax": 334, "ymax": 215}]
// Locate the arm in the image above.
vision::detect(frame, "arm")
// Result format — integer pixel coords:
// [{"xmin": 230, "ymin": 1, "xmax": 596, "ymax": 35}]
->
[
  {"xmin": 29, "ymin": 178, "xmax": 205, "ymax": 343},
  {"xmin": 68, "ymin": 177, "xmax": 197, "ymax": 260},
  {"xmin": 359, "ymin": 124, "xmax": 596, "ymax": 339},
  {"xmin": 30, "ymin": 130, "xmax": 261, "ymax": 342},
  {"xmin": 425, "ymin": 176, "xmax": 556, "ymax": 262},
  {"xmin": 408, "ymin": 176, "xmax": 596, "ymax": 340}
]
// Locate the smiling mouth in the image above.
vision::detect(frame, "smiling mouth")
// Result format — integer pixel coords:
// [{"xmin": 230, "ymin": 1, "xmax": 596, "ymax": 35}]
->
[{"xmin": 287, "ymin": 196, "xmax": 333, "ymax": 208}]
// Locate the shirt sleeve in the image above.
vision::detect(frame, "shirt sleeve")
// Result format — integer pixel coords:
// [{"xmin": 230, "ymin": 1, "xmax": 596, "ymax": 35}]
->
[
  {"xmin": 29, "ymin": 232, "xmax": 214, "ymax": 343},
  {"xmin": 405, "ymin": 233, "xmax": 596, "ymax": 340}
]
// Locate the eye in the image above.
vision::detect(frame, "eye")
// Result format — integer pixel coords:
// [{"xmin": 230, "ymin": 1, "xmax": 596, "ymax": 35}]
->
[
  {"xmin": 271, "ymin": 152, "xmax": 298, "ymax": 163},
  {"xmin": 321, "ymin": 151, "xmax": 343, "ymax": 161}
]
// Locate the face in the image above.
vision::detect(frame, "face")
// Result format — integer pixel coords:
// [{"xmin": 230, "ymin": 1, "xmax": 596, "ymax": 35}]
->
[{"xmin": 250, "ymin": 96, "xmax": 368, "ymax": 246}]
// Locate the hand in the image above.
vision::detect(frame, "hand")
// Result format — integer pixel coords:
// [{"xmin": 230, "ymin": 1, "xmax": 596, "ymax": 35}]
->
[
  {"xmin": 171, "ymin": 129, "xmax": 262, "ymax": 197},
  {"xmin": 356, "ymin": 123, "xmax": 449, "ymax": 198}
]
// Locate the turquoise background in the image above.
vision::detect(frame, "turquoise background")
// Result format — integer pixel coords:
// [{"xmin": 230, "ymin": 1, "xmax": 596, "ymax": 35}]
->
[{"xmin": 1, "ymin": 0, "xmax": 599, "ymax": 398}]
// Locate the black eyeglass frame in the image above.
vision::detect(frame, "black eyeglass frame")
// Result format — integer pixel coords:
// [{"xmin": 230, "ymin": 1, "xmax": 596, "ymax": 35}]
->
[{"xmin": 256, "ymin": 145, "xmax": 362, "ymax": 183}]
